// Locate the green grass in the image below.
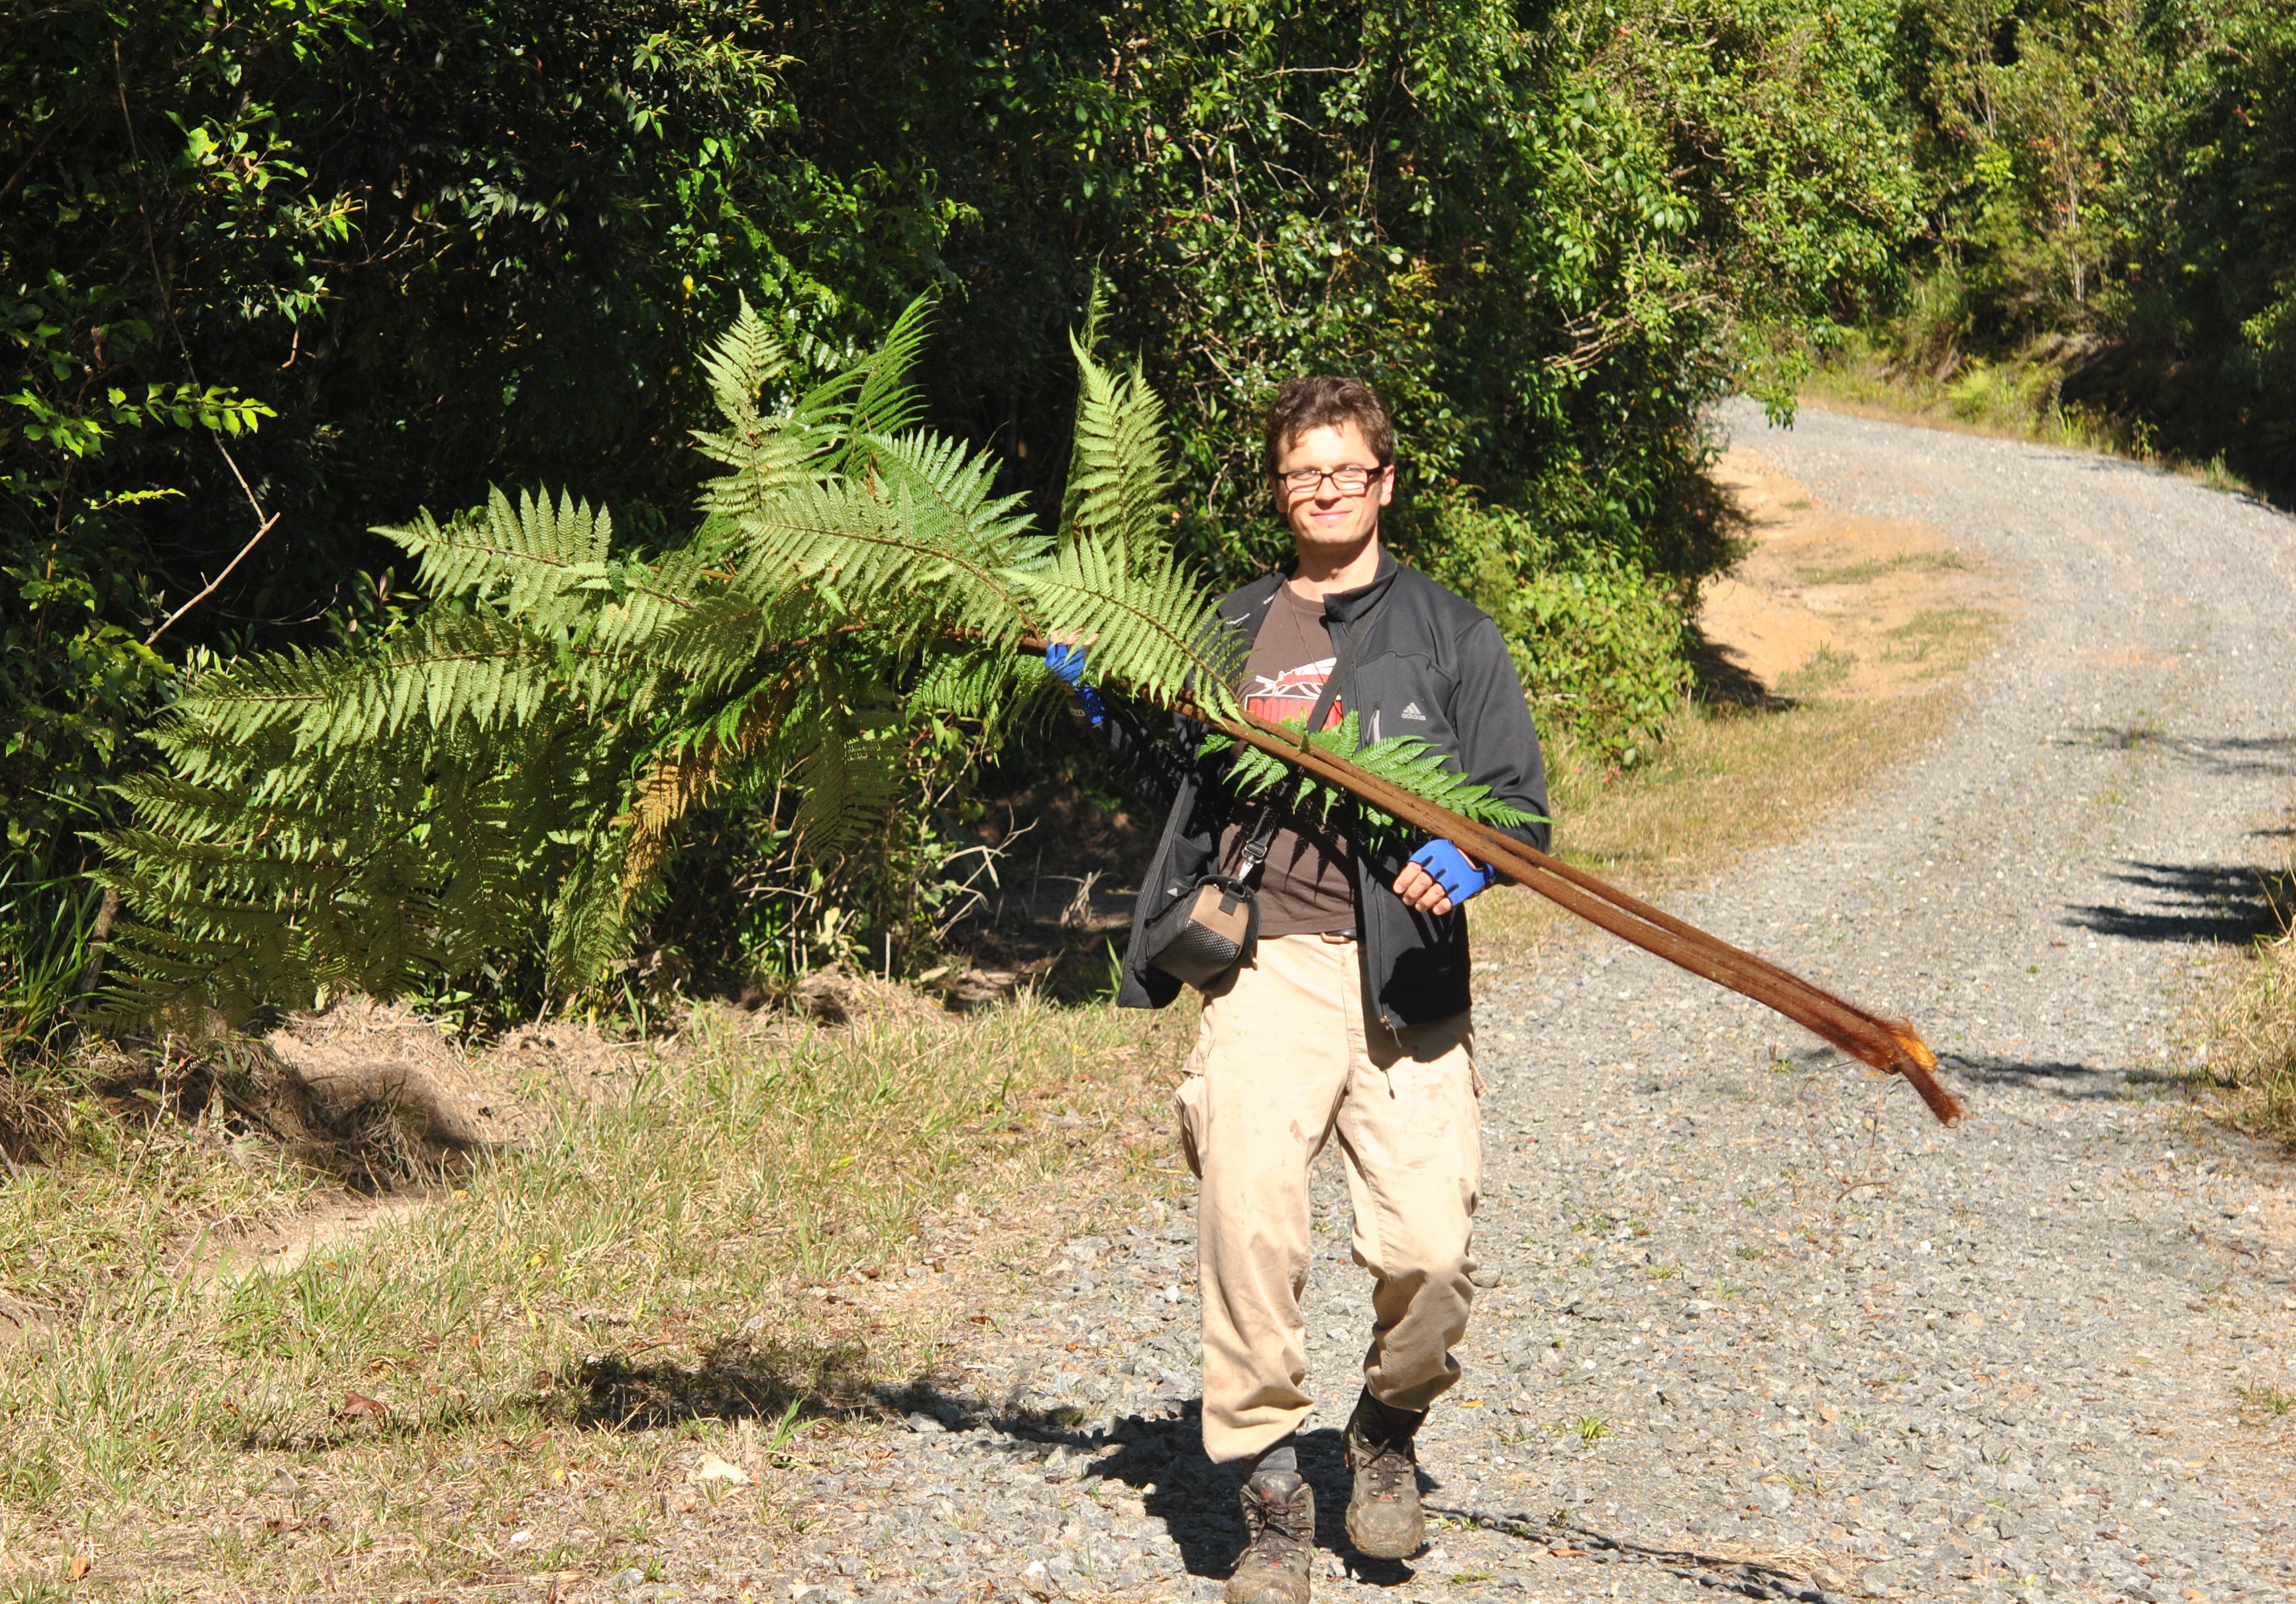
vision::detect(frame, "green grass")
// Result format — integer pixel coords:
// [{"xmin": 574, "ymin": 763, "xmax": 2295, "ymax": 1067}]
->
[
  {"xmin": 0, "ymin": 996, "xmax": 1192, "ymax": 1595},
  {"xmin": 1776, "ymin": 644, "xmax": 1856, "ymax": 697},
  {"xmin": 2236, "ymin": 1383, "xmax": 2295, "ymax": 1422},
  {"xmin": 1802, "ymin": 347, "xmax": 2261, "ymax": 500},
  {"xmin": 1881, "ymin": 605, "xmax": 1996, "ymax": 676},
  {"xmin": 1796, "ymin": 550, "xmax": 1972, "ymax": 587}
]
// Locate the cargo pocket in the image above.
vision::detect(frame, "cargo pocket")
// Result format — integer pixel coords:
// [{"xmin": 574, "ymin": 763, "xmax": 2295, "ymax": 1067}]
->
[{"xmin": 1173, "ymin": 1071, "xmax": 1207, "ymax": 1179}]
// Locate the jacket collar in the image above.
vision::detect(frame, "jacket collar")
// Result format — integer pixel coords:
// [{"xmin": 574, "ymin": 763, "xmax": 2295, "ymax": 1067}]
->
[{"xmin": 1277, "ymin": 545, "xmax": 1399, "ymax": 623}]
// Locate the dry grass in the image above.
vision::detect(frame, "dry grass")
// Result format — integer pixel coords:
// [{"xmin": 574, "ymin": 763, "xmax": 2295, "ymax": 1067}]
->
[
  {"xmin": 2193, "ymin": 900, "xmax": 2296, "ymax": 1147},
  {"xmin": 0, "ymin": 997, "xmax": 1195, "ymax": 1599}
]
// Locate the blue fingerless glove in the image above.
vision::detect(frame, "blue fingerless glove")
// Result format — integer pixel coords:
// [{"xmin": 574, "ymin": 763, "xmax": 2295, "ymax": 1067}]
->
[
  {"xmin": 1408, "ymin": 839, "xmax": 1498, "ymax": 905},
  {"xmin": 1044, "ymin": 642, "xmax": 1105, "ymax": 726}
]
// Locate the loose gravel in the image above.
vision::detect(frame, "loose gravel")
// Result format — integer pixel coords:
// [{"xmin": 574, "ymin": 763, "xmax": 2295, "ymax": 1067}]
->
[{"xmin": 629, "ymin": 408, "xmax": 2296, "ymax": 1604}]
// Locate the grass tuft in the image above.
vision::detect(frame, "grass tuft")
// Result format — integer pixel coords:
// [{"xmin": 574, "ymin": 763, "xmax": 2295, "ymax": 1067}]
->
[
  {"xmin": 2236, "ymin": 1382, "xmax": 2295, "ymax": 1422},
  {"xmin": 2195, "ymin": 901, "xmax": 2296, "ymax": 1146}
]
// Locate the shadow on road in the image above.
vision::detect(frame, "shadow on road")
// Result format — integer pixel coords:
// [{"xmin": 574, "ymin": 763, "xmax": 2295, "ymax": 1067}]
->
[
  {"xmin": 557, "ymin": 1352, "xmax": 1851, "ymax": 1597},
  {"xmin": 1940, "ymin": 1052, "xmax": 2130, "ymax": 1100},
  {"xmin": 2065, "ymin": 727, "xmax": 2296, "ymax": 779},
  {"xmin": 2062, "ymin": 858, "xmax": 2295, "ymax": 946}
]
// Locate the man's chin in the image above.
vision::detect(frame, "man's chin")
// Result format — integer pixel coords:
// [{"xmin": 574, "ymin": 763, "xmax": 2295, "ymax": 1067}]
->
[{"xmin": 1293, "ymin": 524, "xmax": 1376, "ymax": 553}]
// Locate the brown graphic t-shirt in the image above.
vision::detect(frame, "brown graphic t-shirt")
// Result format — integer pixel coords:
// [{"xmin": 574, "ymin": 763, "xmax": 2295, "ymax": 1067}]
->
[{"xmin": 1219, "ymin": 584, "xmax": 1356, "ymax": 935}]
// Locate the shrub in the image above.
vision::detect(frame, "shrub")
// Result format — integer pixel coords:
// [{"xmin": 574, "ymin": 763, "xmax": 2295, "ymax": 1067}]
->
[{"xmin": 1413, "ymin": 498, "xmax": 1689, "ymax": 770}]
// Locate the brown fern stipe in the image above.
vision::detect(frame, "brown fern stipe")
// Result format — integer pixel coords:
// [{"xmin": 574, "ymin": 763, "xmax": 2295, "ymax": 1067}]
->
[{"xmin": 1182, "ymin": 693, "xmax": 1963, "ymax": 1126}]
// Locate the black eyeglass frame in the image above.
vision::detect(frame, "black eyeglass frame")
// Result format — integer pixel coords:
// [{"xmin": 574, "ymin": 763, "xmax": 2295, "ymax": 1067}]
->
[{"xmin": 1272, "ymin": 462, "xmax": 1392, "ymax": 496}]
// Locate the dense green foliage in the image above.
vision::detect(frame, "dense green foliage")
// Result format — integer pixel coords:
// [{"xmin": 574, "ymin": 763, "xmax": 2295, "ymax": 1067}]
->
[
  {"xmin": 14, "ymin": 0, "xmax": 2291, "ymax": 1037},
  {"xmin": 1875, "ymin": 0, "xmax": 2296, "ymax": 486},
  {"xmin": 5, "ymin": 0, "xmax": 1930, "ymax": 1037}
]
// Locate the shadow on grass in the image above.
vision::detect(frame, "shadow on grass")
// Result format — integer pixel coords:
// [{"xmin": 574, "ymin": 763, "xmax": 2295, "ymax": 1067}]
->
[
  {"xmin": 563, "ymin": 1335, "xmax": 881, "ymax": 1430},
  {"xmin": 1686, "ymin": 625, "xmax": 1795, "ymax": 713}
]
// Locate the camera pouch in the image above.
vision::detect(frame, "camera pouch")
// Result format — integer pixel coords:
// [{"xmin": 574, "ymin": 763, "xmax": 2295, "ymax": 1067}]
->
[{"xmin": 1141, "ymin": 872, "xmax": 1263, "ymax": 989}]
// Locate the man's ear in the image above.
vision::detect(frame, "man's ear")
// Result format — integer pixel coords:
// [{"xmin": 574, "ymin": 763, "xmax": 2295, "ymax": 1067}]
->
[{"xmin": 1377, "ymin": 467, "xmax": 1396, "ymax": 509}]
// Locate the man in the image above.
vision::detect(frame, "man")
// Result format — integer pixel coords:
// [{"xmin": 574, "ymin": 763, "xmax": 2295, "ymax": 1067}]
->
[{"xmin": 1048, "ymin": 376, "xmax": 1549, "ymax": 1604}]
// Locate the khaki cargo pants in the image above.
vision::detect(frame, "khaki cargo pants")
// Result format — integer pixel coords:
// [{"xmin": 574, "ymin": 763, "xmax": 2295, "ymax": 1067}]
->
[{"xmin": 1174, "ymin": 932, "xmax": 1482, "ymax": 1463}]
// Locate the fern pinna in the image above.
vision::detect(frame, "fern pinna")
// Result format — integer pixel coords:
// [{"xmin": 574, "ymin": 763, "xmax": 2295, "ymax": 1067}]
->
[{"xmin": 94, "ymin": 304, "xmax": 1514, "ymax": 1023}]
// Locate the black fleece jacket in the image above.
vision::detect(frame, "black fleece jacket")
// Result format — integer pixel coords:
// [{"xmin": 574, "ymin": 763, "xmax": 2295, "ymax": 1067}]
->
[{"xmin": 1095, "ymin": 551, "xmax": 1549, "ymax": 1030}]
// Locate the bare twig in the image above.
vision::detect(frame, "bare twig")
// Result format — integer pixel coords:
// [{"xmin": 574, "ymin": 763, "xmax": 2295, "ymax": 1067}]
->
[
  {"xmin": 115, "ymin": 42, "xmax": 288, "ymax": 647},
  {"xmin": 145, "ymin": 509, "xmax": 282, "ymax": 645}
]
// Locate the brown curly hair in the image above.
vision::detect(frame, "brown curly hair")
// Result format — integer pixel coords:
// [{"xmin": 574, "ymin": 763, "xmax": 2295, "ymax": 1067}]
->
[{"xmin": 1260, "ymin": 375, "xmax": 1396, "ymax": 479}]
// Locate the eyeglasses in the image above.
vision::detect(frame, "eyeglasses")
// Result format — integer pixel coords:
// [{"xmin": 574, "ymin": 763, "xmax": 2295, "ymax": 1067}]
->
[{"xmin": 1277, "ymin": 464, "xmax": 1386, "ymax": 496}]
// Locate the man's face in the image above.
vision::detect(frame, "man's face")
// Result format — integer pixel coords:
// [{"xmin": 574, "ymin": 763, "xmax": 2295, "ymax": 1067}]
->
[{"xmin": 1272, "ymin": 422, "xmax": 1394, "ymax": 559}]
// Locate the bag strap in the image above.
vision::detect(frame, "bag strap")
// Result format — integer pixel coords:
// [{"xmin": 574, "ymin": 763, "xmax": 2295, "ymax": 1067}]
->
[
  {"xmin": 1232, "ymin": 805, "xmax": 1282, "ymax": 881},
  {"xmin": 1229, "ymin": 575, "xmax": 1391, "ymax": 884}
]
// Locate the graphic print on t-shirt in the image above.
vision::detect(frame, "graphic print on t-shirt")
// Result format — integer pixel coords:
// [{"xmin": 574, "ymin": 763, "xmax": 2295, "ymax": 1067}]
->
[{"xmin": 1243, "ymin": 658, "xmax": 1344, "ymax": 730}]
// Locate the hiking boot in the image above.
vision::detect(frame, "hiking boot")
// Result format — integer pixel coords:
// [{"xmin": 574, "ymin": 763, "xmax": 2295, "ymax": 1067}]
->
[
  {"xmin": 1226, "ymin": 1468, "xmax": 1315, "ymax": 1604},
  {"xmin": 1342, "ymin": 1391, "xmax": 1425, "ymax": 1560}
]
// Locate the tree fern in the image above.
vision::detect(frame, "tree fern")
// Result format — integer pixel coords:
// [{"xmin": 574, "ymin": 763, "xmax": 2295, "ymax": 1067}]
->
[
  {"xmin": 1012, "ymin": 530, "xmax": 1246, "ymax": 720},
  {"xmin": 95, "ymin": 298, "xmax": 1528, "ymax": 1026},
  {"xmin": 1059, "ymin": 333, "xmax": 1172, "ymax": 573}
]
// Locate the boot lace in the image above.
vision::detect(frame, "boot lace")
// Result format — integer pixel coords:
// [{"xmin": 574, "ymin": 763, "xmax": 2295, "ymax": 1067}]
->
[{"xmin": 1240, "ymin": 1476, "xmax": 1313, "ymax": 1561}]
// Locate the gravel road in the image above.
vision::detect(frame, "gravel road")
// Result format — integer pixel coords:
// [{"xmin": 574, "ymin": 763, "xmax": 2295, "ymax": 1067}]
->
[{"xmin": 639, "ymin": 408, "xmax": 2296, "ymax": 1604}]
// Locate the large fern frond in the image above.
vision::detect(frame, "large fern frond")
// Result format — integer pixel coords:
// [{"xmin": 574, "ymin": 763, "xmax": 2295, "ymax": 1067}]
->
[
  {"xmin": 157, "ymin": 612, "xmax": 575, "ymax": 762},
  {"xmin": 1217, "ymin": 712, "xmax": 1548, "ymax": 832},
  {"xmin": 840, "ymin": 296, "xmax": 936, "ymax": 461},
  {"xmin": 700, "ymin": 295, "xmax": 791, "ymax": 428},
  {"xmin": 1059, "ymin": 333, "xmax": 1172, "ymax": 571},
  {"xmin": 1011, "ymin": 530, "xmax": 1246, "ymax": 719},
  {"xmin": 379, "ymin": 486, "xmax": 612, "ymax": 630},
  {"xmin": 789, "ymin": 720, "xmax": 904, "ymax": 860}
]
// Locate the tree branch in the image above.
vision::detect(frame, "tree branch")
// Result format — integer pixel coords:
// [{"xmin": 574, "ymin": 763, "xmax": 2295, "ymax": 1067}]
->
[{"xmin": 145, "ymin": 433, "xmax": 284, "ymax": 644}]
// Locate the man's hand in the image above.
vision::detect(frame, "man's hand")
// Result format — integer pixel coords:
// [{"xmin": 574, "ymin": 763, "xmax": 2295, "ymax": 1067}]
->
[
  {"xmin": 1044, "ymin": 632, "xmax": 1093, "ymax": 686},
  {"xmin": 1395, "ymin": 840, "xmax": 1496, "ymax": 916},
  {"xmin": 1044, "ymin": 632, "xmax": 1104, "ymax": 725}
]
